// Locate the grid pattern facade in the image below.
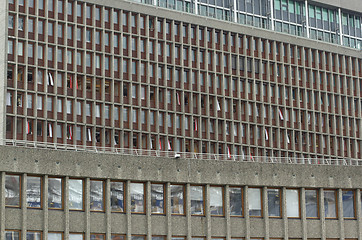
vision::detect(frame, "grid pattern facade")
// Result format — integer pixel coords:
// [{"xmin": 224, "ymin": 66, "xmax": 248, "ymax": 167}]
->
[{"xmin": 4, "ymin": 0, "xmax": 362, "ymax": 160}]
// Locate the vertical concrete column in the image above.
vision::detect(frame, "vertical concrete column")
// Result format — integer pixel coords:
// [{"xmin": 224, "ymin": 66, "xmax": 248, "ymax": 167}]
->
[
  {"xmin": 21, "ymin": 174, "xmax": 27, "ymax": 240},
  {"xmin": 0, "ymin": 0, "xmax": 8, "ymax": 143},
  {"xmin": 282, "ymin": 187, "xmax": 288, "ymax": 240},
  {"xmin": 64, "ymin": 177, "xmax": 70, "ymax": 240},
  {"xmin": 244, "ymin": 186, "xmax": 250, "ymax": 240},
  {"xmin": 85, "ymin": 178, "xmax": 90, "ymax": 240},
  {"xmin": 126, "ymin": 180, "xmax": 132, "ymax": 240},
  {"xmin": 0, "ymin": 172, "xmax": 5, "ymax": 240},
  {"xmin": 166, "ymin": 183, "xmax": 172, "ymax": 240},
  {"xmin": 106, "ymin": 179, "xmax": 111, "ymax": 240},
  {"xmin": 337, "ymin": 189, "xmax": 344, "ymax": 239},
  {"xmin": 205, "ymin": 185, "xmax": 211, "ymax": 240},
  {"xmin": 186, "ymin": 183, "xmax": 191, "ymax": 240},
  {"xmin": 300, "ymin": 188, "xmax": 307, "ymax": 240},
  {"xmin": 263, "ymin": 187, "xmax": 269, "ymax": 240},
  {"xmin": 319, "ymin": 189, "xmax": 326, "ymax": 240},
  {"xmin": 146, "ymin": 181, "xmax": 152, "ymax": 240},
  {"xmin": 43, "ymin": 175, "xmax": 49, "ymax": 240},
  {"xmin": 356, "ymin": 189, "xmax": 361, "ymax": 240},
  {"xmin": 225, "ymin": 185, "xmax": 231, "ymax": 240}
]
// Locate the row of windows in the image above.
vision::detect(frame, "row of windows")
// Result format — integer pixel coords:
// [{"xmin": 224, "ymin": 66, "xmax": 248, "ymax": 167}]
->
[
  {"xmin": 4, "ymin": 174, "xmax": 362, "ymax": 219},
  {"xmin": 8, "ymin": 5, "xmax": 362, "ymax": 77}
]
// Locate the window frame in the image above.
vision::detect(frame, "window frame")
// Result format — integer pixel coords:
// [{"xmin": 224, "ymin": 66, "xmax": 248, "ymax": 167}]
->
[
  {"xmin": 267, "ymin": 188, "xmax": 282, "ymax": 218},
  {"xmin": 130, "ymin": 182, "xmax": 146, "ymax": 214},
  {"xmin": 324, "ymin": 189, "xmax": 338, "ymax": 219},
  {"xmin": 342, "ymin": 189, "xmax": 356, "ymax": 219},
  {"xmin": 170, "ymin": 184, "xmax": 185, "ymax": 215},
  {"xmin": 5, "ymin": 174, "xmax": 22, "ymax": 208},
  {"xmin": 190, "ymin": 185, "xmax": 205, "ymax": 216},
  {"xmin": 305, "ymin": 188, "xmax": 320, "ymax": 219},
  {"xmin": 229, "ymin": 186, "xmax": 243, "ymax": 217},
  {"xmin": 286, "ymin": 188, "xmax": 301, "ymax": 218},
  {"xmin": 151, "ymin": 183, "xmax": 166, "ymax": 215},
  {"xmin": 209, "ymin": 185, "xmax": 225, "ymax": 216},
  {"xmin": 90, "ymin": 179, "xmax": 105, "ymax": 212},
  {"xmin": 110, "ymin": 180, "xmax": 126, "ymax": 213},
  {"xmin": 48, "ymin": 177, "xmax": 64, "ymax": 210},
  {"xmin": 248, "ymin": 187, "xmax": 263, "ymax": 218},
  {"xmin": 68, "ymin": 178, "xmax": 85, "ymax": 211},
  {"xmin": 26, "ymin": 175, "xmax": 43, "ymax": 209}
]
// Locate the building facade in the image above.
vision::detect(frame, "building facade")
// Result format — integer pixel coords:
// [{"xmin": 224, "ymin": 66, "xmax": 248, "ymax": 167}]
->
[
  {"xmin": 2, "ymin": 0, "xmax": 362, "ymax": 161},
  {"xmin": 0, "ymin": 146, "xmax": 362, "ymax": 240}
]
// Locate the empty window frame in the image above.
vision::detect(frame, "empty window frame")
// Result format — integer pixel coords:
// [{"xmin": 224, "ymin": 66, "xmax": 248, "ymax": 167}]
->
[
  {"xmin": 190, "ymin": 185, "xmax": 204, "ymax": 215},
  {"xmin": 171, "ymin": 184, "xmax": 184, "ymax": 214},
  {"xmin": 90, "ymin": 180, "xmax": 104, "ymax": 211},
  {"xmin": 229, "ymin": 187, "xmax": 243, "ymax": 216},
  {"xmin": 324, "ymin": 189, "xmax": 337, "ymax": 218},
  {"xmin": 342, "ymin": 190, "xmax": 355, "ymax": 218},
  {"xmin": 111, "ymin": 181, "xmax": 125, "ymax": 212},
  {"xmin": 267, "ymin": 188, "xmax": 281, "ymax": 217},
  {"xmin": 69, "ymin": 179, "xmax": 84, "ymax": 210},
  {"xmin": 48, "ymin": 178, "xmax": 63, "ymax": 209},
  {"xmin": 27, "ymin": 176, "xmax": 42, "ymax": 208},
  {"xmin": 286, "ymin": 189, "xmax": 300, "ymax": 218},
  {"xmin": 305, "ymin": 189, "xmax": 319, "ymax": 218},
  {"xmin": 130, "ymin": 182, "xmax": 145, "ymax": 213},
  {"xmin": 210, "ymin": 186, "xmax": 224, "ymax": 216},
  {"xmin": 248, "ymin": 187, "xmax": 262, "ymax": 217},
  {"xmin": 5, "ymin": 174, "xmax": 21, "ymax": 207},
  {"xmin": 151, "ymin": 183, "xmax": 165, "ymax": 214}
]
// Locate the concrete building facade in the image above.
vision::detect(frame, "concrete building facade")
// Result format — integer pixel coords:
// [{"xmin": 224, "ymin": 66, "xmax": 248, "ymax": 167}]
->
[{"xmin": 1, "ymin": 146, "xmax": 362, "ymax": 240}]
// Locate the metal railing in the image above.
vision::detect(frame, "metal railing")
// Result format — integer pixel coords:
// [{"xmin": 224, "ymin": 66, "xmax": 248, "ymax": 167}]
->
[{"xmin": 2, "ymin": 139, "xmax": 362, "ymax": 166}]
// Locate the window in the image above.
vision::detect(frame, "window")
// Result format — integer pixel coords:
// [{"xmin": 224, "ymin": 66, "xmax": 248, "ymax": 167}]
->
[
  {"xmin": 111, "ymin": 181, "xmax": 124, "ymax": 212},
  {"xmin": 69, "ymin": 179, "xmax": 83, "ymax": 210},
  {"xmin": 305, "ymin": 189, "xmax": 318, "ymax": 218},
  {"xmin": 27, "ymin": 176, "xmax": 41, "ymax": 208},
  {"xmin": 48, "ymin": 178, "xmax": 62, "ymax": 209},
  {"xmin": 324, "ymin": 190, "xmax": 337, "ymax": 218},
  {"xmin": 5, "ymin": 231, "xmax": 20, "ymax": 240},
  {"xmin": 286, "ymin": 189, "xmax": 300, "ymax": 218},
  {"xmin": 248, "ymin": 188, "xmax": 262, "ymax": 217},
  {"xmin": 229, "ymin": 187, "xmax": 242, "ymax": 216},
  {"xmin": 151, "ymin": 184, "xmax": 165, "ymax": 214},
  {"xmin": 5, "ymin": 174, "xmax": 20, "ymax": 207},
  {"xmin": 130, "ymin": 182, "xmax": 145, "ymax": 213},
  {"xmin": 90, "ymin": 234, "xmax": 104, "ymax": 240},
  {"xmin": 90, "ymin": 180, "xmax": 104, "ymax": 211},
  {"xmin": 342, "ymin": 190, "xmax": 355, "ymax": 218},
  {"xmin": 267, "ymin": 188, "xmax": 281, "ymax": 217},
  {"xmin": 210, "ymin": 186, "xmax": 224, "ymax": 216},
  {"xmin": 48, "ymin": 233, "xmax": 63, "ymax": 240},
  {"xmin": 190, "ymin": 185, "xmax": 204, "ymax": 215},
  {"xmin": 69, "ymin": 233, "xmax": 84, "ymax": 240},
  {"xmin": 27, "ymin": 232, "xmax": 42, "ymax": 240},
  {"xmin": 171, "ymin": 184, "xmax": 184, "ymax": 214}
]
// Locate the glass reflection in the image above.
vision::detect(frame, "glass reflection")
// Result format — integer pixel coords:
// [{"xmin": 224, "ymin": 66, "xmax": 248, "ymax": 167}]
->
[
  {"xmin": 324, "ymin": 190, "xmax": 337, "ymax": 218},
  {"xmin": 151, "ymin": 184, "xmax": 164, "ymax": 213},
  {"xmin": 171, "ymin": 184, "xmax": 184, "ymax": 214},
  {"xmin": 90, "ymin": 180, "xmax": 104, "ymax": 211},
  {"xmin": 210, "ymin": 186, "xmax": 223, "ymax": 215},
  {"xmin": 190, "ymin": 186, "xmax": 204, "ymax": 215},
  {"xmin": 69, "ymin": 179, "xmax": 83, "ymax": 210},
  {"xmin": 305, "ymin": 189, "xmax": 318, "ymax": 218},
  {"xmin": 48, "ymin": 178, "xmax": 62, "ymax": 209},
  {"xmin": 111, "ymin": 181, "xmax": 124, "ymax": 211},
  {"xmin": 27, "ymin": 176, "xmax": 41, "ymax": 208},
  {"xmin": 130, "ymin": 183, "xmax": 145, "ymax": 213},
  {"xmin": 267, "ymin": 188, "xmax": 281, "ymax": 217},
  {"xmin": 5, "ymin": 175, "xmax": 20, "ymax": 206},
  {"xmin": 229, "ymin": 187, "xmax": 242, "ymax": 216},
  {"xmin": 286, "ymin": 189, "xmax": 299, "ymax": 217},
  {"xmin": 248, "ymin": 188, "xmax": 262, "ymax": 217}
]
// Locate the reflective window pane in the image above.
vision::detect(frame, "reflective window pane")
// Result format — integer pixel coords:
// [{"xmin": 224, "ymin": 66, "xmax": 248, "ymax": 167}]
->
[
  {"xmin": 229, "ymin": 187, "xmax": 242, "ymax": 216},
  {"xmin": 26, "ymin": 232, "xmax": 41, "ymax": 240},
  {"xmin": 210, "ymin": 186, "xmax": 223, "ymax": 215},
  {"xmin": 5, "ymin": 231, "xmax": 20, "ymax": 240},
  {"xmin": 69, "ymin": 179, "xmax": 83, "ymax": 210},
  {"xmin": 5, "ymin": 175, "xmax": 20, "ymax": 206},
  {"xmin": 190, "ymin": 186, "xmax": 204, "ymax": 215},
  {"xmin": 152, "ymin": 237, "xmax": 165, "ymax": 240},
  {"xmin": 48, "ymin": 233, "xmax": 62, "ymax": 240},
  {"xmin": 151, "ymin": 184, "xmax": 164, "ymax": 214},
  {"xmin": 131, "ymin": 236, "xmax": 145, "ymax": 240},
  {"xmin": 111, "ymin": 235, "xmax": 125, "ymax": 240},
  {"xmin": 69, "ymin": 234, "xmax": 83, "ymax": 240},
  {"xmin": 324, "ymin": 190, "xmax": 337, "ymax": 218},
  {"xmin": 342, "ymin": 190, "xmax": 355, "ymax": 218},
  {"xmin": 90, "ymin": 234, "xmax": 105, "ymax": 240},
  {"xmin": 111, "ymin": 181, "xmax": 124, "ymax": 212},
  {"xmin": 90, "ymin": 180, "xmax": 104, "ymax": 211},
  {"xmin": 267, "ymin": 188, "xmax": 281, "ymax": 217},
  {"xmin": 248, "ymin": 188, "xmax": 262, "ymax": 217},
  {"xmin": 130, "ymin": 182, "xmax": 145, "ymax": 213},
  {"xmin": 305, "ymin": 189, "xmax": 318, "ymax": 218},
  {"xmin": 171, "ymin": 184, "xmax": 184, "ymax": 214},
  {"xmin": 27, "ymin": 176, "xmax": 41, "ymax": 208},
  {"xmin": 48, "ymin": 178, "xmax": 62, "ymax": 209},
  {"xmin": 286, "ymin": 189, "xmax": 300, "ymax": 218}
]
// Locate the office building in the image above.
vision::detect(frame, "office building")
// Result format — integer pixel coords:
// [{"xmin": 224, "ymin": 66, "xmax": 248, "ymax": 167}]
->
[{"xmin": 0, "ymin": 0, "xmax": 362, "ymax": 239}]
